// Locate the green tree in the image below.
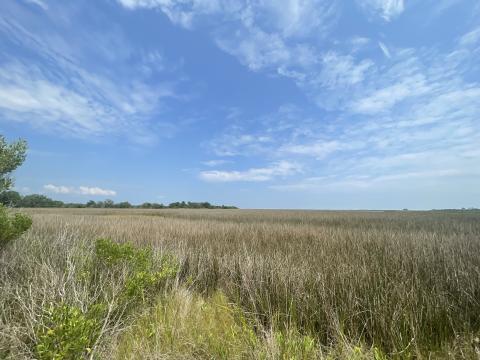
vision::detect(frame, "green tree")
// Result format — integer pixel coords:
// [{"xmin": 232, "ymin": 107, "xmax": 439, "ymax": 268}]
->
[
  {"xmin": 20, "ymin": 194, "xmax": 63, "ymax": 208},
  {"xmin": 0, "ymin": 190, "xmax": 22, "ymax": 207},
  {"xmin": 0, "ymin": 136, "xmax": 31, "ymax": 249},
  {"xmin": 0, "ymin": 136, "xmax": 27, "ymax": 192},
  {"xmin": 116, "ymin": 201, "xmax": 132, "ymax": 208}
]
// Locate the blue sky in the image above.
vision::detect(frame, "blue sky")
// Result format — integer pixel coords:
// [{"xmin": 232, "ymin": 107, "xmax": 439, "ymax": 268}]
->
[{"xmin": 1, "ymin": 0, "xmax": 479, "ymax": 209}]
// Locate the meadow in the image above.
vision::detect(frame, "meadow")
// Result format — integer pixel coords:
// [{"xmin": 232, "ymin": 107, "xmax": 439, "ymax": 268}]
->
[{"xmin": 1, "ymin": 208, "xmax": 480, "ymax": 359}]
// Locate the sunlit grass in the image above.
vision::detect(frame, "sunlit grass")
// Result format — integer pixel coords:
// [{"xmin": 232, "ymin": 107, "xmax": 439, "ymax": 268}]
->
[{"xmin": 1, "ymin": 208, "xmax": 480, "ymax": 358}]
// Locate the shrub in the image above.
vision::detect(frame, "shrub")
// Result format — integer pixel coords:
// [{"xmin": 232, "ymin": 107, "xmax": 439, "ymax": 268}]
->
[
  {"xmin": 0, "ymin": 204, "xmax": 32, "ymax": 249},
  {"xmin": 94, "ymin": 238, "xmax": 179, "ymax": 303},
  {"xmin": 35, "ymin": 303, "xmax": 104, "ymax": 360},
  {"xmin": 94, "ymin": 238, "xmax": 151, "ymax": 270}
]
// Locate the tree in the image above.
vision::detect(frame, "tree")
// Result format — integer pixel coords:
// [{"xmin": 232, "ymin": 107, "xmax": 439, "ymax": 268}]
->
[
  {"xmin": 0, "ymin": 136, "xmax": 27, "ymax": 192},
  {"xmin": 0, "ymin": 136, "xmax": 31, "ymax": 249},
  {"xmin": 0, "ymin": 190, "xmax": 22, "ymax": 207},
  {"xmin": 20, "ymin": 194, "xmax": 63, "ymax": 208},
  {"xmin": 116, "ymin": 201, "xmax": 132, "ymax": 208}
]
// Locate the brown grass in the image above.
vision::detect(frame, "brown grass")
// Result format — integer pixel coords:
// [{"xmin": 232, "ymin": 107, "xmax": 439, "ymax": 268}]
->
[{"xmin": 1, "ymin": 208, "xmax": 480, "ymax": 358}]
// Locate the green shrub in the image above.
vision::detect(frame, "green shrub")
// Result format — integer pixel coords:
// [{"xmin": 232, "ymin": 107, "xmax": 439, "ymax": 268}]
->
[
  {"xmin": 94, "ymin": 238, "xmax": 151, "ymax": 269},
  {"xmin": 31, "ymin": 239, "xmax": 179, "ymax": 360},
  {"xmin": 0, "ymin": 204, "xmax": 32, "ymax": 248},
  {"xmin": 35, "ymin": 303, "xmax": 105, "ymax": 360},
  {"xmin": 94, "ymin": 238, "xmax": 179, "ymax": 303}
]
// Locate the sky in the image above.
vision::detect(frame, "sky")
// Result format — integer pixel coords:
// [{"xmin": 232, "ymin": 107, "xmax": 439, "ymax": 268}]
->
[{"xmin": 0, "ymin": 0, "xmax": 479, "ymax": 209}]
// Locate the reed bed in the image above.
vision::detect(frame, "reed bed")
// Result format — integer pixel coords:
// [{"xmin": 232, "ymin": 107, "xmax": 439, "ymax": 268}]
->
[{"xmin": 1, "ymin": 208, "xmax": 479, "ymax": 359}]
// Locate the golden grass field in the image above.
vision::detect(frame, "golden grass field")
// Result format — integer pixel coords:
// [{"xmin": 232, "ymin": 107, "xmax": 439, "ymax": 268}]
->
[{"xmin": 1, "ymin": 208, "xmax": 480, "ymax": 359}]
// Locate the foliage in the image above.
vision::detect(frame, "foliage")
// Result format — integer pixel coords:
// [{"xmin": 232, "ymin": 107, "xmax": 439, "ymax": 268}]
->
[
  {"xmin": 0, "ymin": 190, "xmax": 22, "ymax": 207},
  {"xmin": 0, "ymin": 136, "xmax": 27, "ymax": 192},
  {"xmin": 94, "ymin": 238, "xmax": 152, "ymax": 269},
  {"xmin": 94, "ymin": 238, "xmax": 179, "ymax": 303},
  {"xmin": 0, "ymin": 204, "xmax": 32, "ymax": 248},
  {"xmin": 168, "ymin": 201, "xmax": 237, "ymax": 209},
  {"xmin": 5, "ymin": 190, "xmax": 238, "ymax": 209},
  {"xmin": 28, "ymin": 239, "xmax": 179, "ymax": 359},
  {"xmin": 35, "ymin": 304, "xmax": 104, "ymax": 360},
  {"xmin": 20, "ymin": 194, "xmax": 64, "ymax": 208}
]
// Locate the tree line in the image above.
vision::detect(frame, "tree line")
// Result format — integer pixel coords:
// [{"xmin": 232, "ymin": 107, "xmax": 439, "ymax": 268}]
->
[{"xmin": 0, "ymin": 191, "xmax": 237, "ymax": 209}]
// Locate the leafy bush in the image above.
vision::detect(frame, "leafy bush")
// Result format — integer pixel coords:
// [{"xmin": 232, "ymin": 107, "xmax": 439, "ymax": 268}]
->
[
  {"xmin": 94, "ymin": 238, "xmax": 179, "ymax": 303},
  {"xmin": 35, "ymin": 304, "xmax": 104, "ymax": 360},
  {"xmin": 31, "ymin": 240, "xmax": 179, "ymax": 359},
  {"xmin": 0, "ymin": 204, "xmax": 32, "ymax": 248},
  {"xmin": 95, "ymin": 238, "xmax": 151, "ymax": 269}
]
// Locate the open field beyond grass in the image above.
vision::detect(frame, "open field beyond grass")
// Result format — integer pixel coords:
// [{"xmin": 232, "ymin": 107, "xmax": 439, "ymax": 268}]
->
[{"xmin": 1, "ymin": 209, "xmax": 480, "ymax": 359}]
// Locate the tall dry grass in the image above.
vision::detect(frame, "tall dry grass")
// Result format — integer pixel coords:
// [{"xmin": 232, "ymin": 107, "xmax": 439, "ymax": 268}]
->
[{"xmin": 1, "ymin": 208, "xmax": 480, "ymax": 358}]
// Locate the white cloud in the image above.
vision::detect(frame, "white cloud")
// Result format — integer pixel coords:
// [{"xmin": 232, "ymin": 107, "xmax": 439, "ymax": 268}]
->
[
  {"xmin": 378, "ymin": 41, "xmax": 391, "ymax": 58},
  {"xmin": 117, "ymin": 0, "xmax": 223, "ymax": 28},
  {"xmin": 319, "ymin": 52, "xmax": 373, "ymax": 88},
  {"xmin": 44, "ymin": 184, "xmax": 116, "ymax": 196},
  {"xmin": 24, "ymin": 0, "xmax": 48, "ymax": 10},
  {"xmin": 116, "ymin": 0, "xmax": 480, "ymax": 200},
  {"xmin": 0, "ymin": 61, "xmax": 175, "ymax": 144},
  {"xmin": 356, "ymin": 0, "xmax": 405, "ymax": 21},
  {"xmin": 216, "ymin": 27, "xmax": 292, "ymax": 71},
  {"xmin": 44, "ymin": 184, "xmax": 74, "ymax": 194},
  {"xmin": 281, "ymin": 140, "xmax": 356, "ymax": 159},
  {"xmin": 78, "ymin": 186, "xmax": 117, "ymax": 196},
  {"xmin": 208, "ymin": 130, "xmax": 273, "ymax": 156},
  {"xmin": 202, "ymin": 159, "xmax": 231, "ymax": 167},
  {"xmin": 118, "ymin": 0, "xmax": 337, "ymax": 37},
  {"xmin": 117, "ymin": 0, "xmax": 338, "ymax": 73},
  {"xmin": 199, "ymin": 161, "xmax": 301, "ymax": 182},
  {"xmin": 350, "ymin": 74, "xmax": 430, "ymax": 114},
  {"xmin": 272, "ymin": 168, "xmax": 474, "ymax": 192},
  {"xmin": 459, "ymin": 27, "xmax": 480, "ymax": 47},
  {"xmin": 0, "ymin": 5, "xmax": 179, "ymax": 144}
]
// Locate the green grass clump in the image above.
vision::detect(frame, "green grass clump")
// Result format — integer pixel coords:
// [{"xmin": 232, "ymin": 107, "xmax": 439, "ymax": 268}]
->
[{"xmin": 115, "ymin": 289, "xmax": 258, "ymax": 359}]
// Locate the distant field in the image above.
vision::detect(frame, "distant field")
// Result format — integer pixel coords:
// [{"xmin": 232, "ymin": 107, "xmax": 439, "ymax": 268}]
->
[{"xmin": 2, "ymin": 209, "xmax": 480, "ymax": 359}]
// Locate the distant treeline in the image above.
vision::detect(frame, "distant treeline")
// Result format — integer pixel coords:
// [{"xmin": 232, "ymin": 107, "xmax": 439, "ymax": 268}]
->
[{"xmin": 0, "ymin": 191, "xmax": 237, "ymax": 209}]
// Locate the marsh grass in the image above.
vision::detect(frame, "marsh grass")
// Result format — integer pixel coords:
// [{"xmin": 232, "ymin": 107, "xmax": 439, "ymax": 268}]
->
[{"xmin": 1, "ymin": 208, "xmax": 480, "ymax": 358}]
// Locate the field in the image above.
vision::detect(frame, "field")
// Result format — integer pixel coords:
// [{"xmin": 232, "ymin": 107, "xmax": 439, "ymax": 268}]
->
[{"xmin": 1, "ymin": 208, "xmax": 480, "ymax": 359}]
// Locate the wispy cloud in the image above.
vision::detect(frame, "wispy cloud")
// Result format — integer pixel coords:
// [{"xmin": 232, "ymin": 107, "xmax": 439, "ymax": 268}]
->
[
  {"xmin": 378, "ymin": 42, "xmax": 391, "ymax": 58},
  {"xmin": 0, "ymin": 62, "xmax": 174, "ymax": 143},
  {"xmin": 118, "ymin": 0, "xmax": 338, "ymax": 74},
  {"xmin": 44, "ymin": 184, "xmax": 116, "ymax": 196},
  {"xmin": 208, "ymin": 130, "xmax": 273, "ymax": 157},
  {"xmin": 199, "ymin": 161, "xmax": 301, "ymax": 182},
  {"xmin": 202, "ymin": 159, "xmax": 231, "ymax": 167},
  {"xmin": 272, "ymin": 169, "xmax": 474, "ymax": 192},
  {"xmin": 24, "ymin": 0, "xmax": 47, "ymax": 10},
  {"xmin": 0, "ymin": 2, "xmax": 181, "ymax": 144},
  {"xmin": 459, "ymin": 26, "xmax": 480, "ymax": 46},
  {"xmin": 356, "ymin": 0, "xmax": 405, "ymax": 21}
]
